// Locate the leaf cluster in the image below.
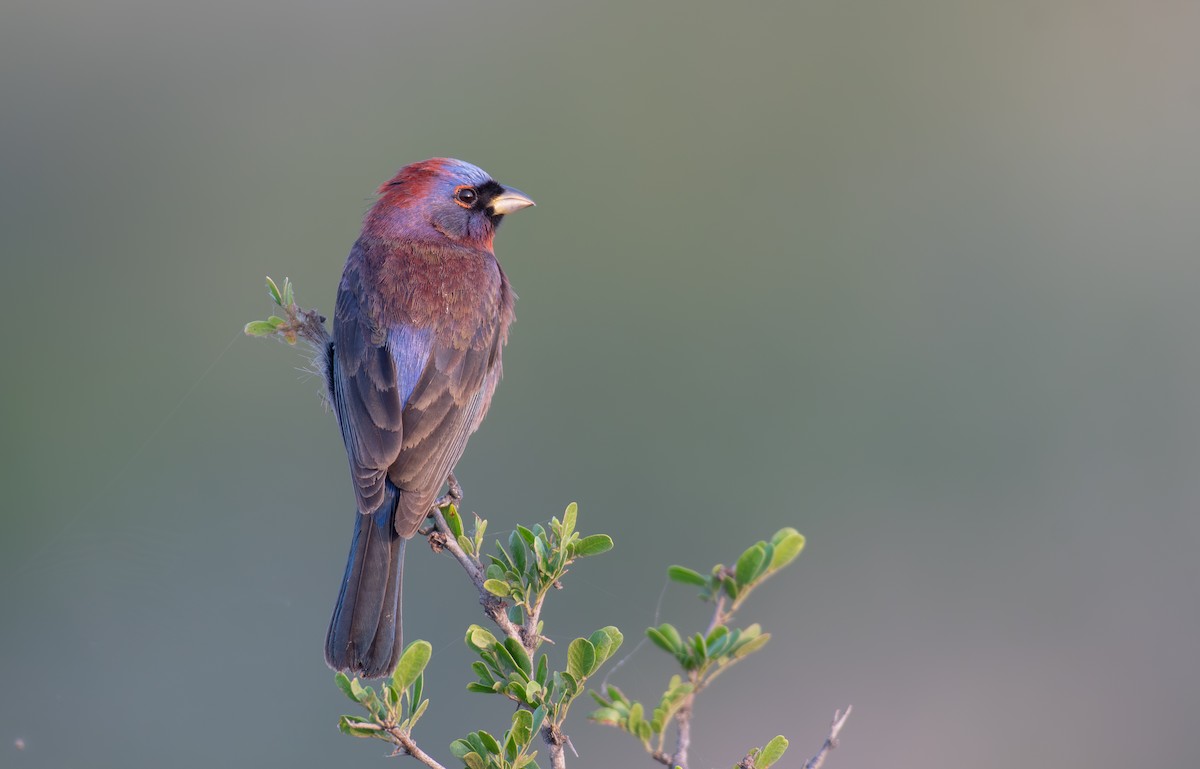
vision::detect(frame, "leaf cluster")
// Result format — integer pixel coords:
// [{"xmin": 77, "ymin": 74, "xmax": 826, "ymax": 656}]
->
[
  {"xmin": 741, "ymin": 736, "xmax": 789, "ymax": 769},
  {"xmin": 588, "ymin": 675, "xmax": 692, "ymax": 751},
  {"xmin": 645, "ymin": 622, "xmax": 769, "ymax": 679},
  {"xmin": 244, "ymin": 277, "xmax": 299, "ymax": 343},
  {"xmin": 333, "ymin": 503, "xmax": 622, "ymax": 769},
  {"xmin": 588, "ymin": 528, "xmax": 806, "ymax": 765},
  {"xmin": 460, "ymin": 624, "xmax": 623, "ymax": 769},
  {"xmin": 449, "ymin": 710, "xmax": 539, "ymax": 769},
  {"xmin": 456, "ymin": 502, "xmax": 613, "ymax": 622},
  {"xmin": 666, "ymin": 527, "xmax": 805, "ymax": 610},
  {"xmin": 335, "ymin": 641, "xmax": 432, "ymax": 743}
]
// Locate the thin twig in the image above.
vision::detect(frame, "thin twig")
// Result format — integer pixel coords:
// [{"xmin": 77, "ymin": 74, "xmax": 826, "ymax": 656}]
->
[
  {"xmin": 386, "ymin": 726, "xmax": 451, "ymax": 769},
  {"xmin": 671, "ymin": 586, "xmax": 732, "ymax": 769},
  {"xmin": 705, "ymin": 594, "xmax": 729, "ymax": 635},
  {"xmin": 429, "ymin": 507, "xmax": 522, "ymax": 640},
  {"xmin": 802, "ymin": 706, "xmax": 852, "ymax": 769},
  {"xmin": 673, "ymin": 702, "xmax": 692, "ymax": 769}
]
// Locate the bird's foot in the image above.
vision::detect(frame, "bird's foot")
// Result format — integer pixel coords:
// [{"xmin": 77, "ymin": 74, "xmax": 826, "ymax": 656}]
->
[{"xmin": 433, "ymin": 471, "xmax": 463, "ymax": 510}]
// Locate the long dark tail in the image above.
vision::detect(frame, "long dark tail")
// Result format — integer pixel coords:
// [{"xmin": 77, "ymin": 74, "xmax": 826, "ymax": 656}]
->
[{"xmin": 325, "ymin": 483, "xmax": 405, "ymax": 678}]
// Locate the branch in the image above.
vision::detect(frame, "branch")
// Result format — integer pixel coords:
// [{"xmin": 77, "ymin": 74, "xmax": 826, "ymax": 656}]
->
[
  {"xmin": 428, "ymin": 507, "xmax": 522, "ymax": 640},
  {"xmin": 802, "ymin": 706, "xmax": 852, "ymax": 769},
  {"xmin": 386, "ymin": 726, "xmax": 451, "ymax": 769},
  {"xmin": 673, "ymin": 702, "xmax": 692, "ymax": 769},
  {"xmin": 543, "ymin": 723, "xmax": 568, "ymax": 769},
  {"xmin": 671, "ymin": 585, "xmax": 729, "ymax": 769}
]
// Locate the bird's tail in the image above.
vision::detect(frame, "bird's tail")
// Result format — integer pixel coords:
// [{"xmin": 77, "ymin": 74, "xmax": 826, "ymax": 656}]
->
[{"xmin": 325, "ymin": 484, "xmax": 405, "ymax": 678}]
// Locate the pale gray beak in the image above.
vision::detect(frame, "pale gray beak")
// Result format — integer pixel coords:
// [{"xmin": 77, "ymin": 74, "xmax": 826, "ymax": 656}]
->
[{"xmin": 489, "ymin": 186, "xmax": 536, "ymax": 216}]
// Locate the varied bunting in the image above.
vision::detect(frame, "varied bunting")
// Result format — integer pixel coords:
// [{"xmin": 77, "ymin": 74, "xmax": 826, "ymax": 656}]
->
[{"xmin": 324, "ymin": 158, "xmax": 534, "ymax": 677}]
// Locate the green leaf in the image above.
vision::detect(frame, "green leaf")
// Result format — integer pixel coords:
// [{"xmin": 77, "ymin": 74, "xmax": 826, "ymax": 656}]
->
[
  {"xmin": 391, "ymin": 640, "xmax": 432, "ymax": 692},
  {"xmin": 444, "ymin": 505, "xmax": 464, "ymax": 537},
  {"xmin": 411, "ymin": 672, "xmax": 423, "ymax": 709},
  {"xmin": 505, "ymin": 679, "xmax": 527, "ymax": 701},
  {"xmin": 467, "ymin": 682, "xmax": 498, "ymax": 694},
  {"xmin": 562, "ymin": 502, "xmax": 578, "ymax": 540},
  {"xmin": 505, "ymin": 637, "xmax": 533, "ymax": 677},
  {"xmin": 588, "ymin": 627, "xmax": 618, "ymax": 664},
  {"xmin": 769, "ymin": 529, "xmax": 806, "ymax": 570},
  {"xmin": 466, "ymin": 732, "xmax": 488, "ymax": 756},
  {"xmin": 338, "ymin": 715, "xmax": 380, "ymax": 737},
  {"xmin": 567, "ymin": 638, "xmax": 597, "ymax": 680},
  {"xmin": 494, "ymin": 541, "xmax": 516, "ymax": 572},
  {"xmin": 735, "ymin": 544, "xmax": 767, "ymax": 587},
  {"xmin": 334, "ymin": 671, "xmax": 358, "ymax": 702},
  {"xmin": 243, "ymin": 320, "xmax": 277, "ymax": 337},
  {"xmin": 466, "ymin": 625, "xmax": 498, "ymax": 651},
  {"xmin": 511, "ymin": 708, "xmax": 534, "ymax": 746},
  {"xmin": 530, "ymin": 704, "xmax": 547, "ymax": 737},
  {"xmin": 449, "ymin": 739, "xmax": 474, "ymax": 759},
  {"xmin": 733, "ymin": 632, "xmax": 771, "ymax": 659},
  {"xmin": 667, "ymin": 565, "xmax": 708, "ymax": 586},
  {"xmin": 510, "ymin": 530, "xmax": 527, "ymax": 573},
  {"xmin": 483, "ymin": 579, "xmax": 511, "ymax": 597},
  {"xmin": 628, "ymin": 701, "xmax": 644, "ymax": 729},
  {"xmin": 494, "ymin": 641, "xmax": 529, "ymax": 681},
  {"xmin": 350, "ymin": 677, "xmax": 367, "ymax": 703},
  {"xmin": 706, "ymin": 626, "xmax": 731, "ymax": 657},
  {"xmin": 653, "ymin": 623, "xmax": 683, "ymax": 653},
  {"xmin": 505, "ymin": 732, "xmax": 518, "ymax": 763},
  {"xmin": 462, "ymin": 753, "xmax": 484, "ymax": 769},
  {"xmin": 457, "ymin": 534, "xmax": 475, "ymax": 556},
  {"xmin": 265, "ymin": 276, "xmax": 282, "ymax": 305},
  {"xmin": 474, "ymin": 516, "xmax": 487, "ymax": 555},
  {"xmin": 282, "ymin": 276, "xmax": 294, "ymax": 306},
  {"xmin": 573, "ymin": 534, "xmax": 613, "ymax": 557},
  {"xmin": 478, "ymin": 730, "xmax": 502, "ymax": 756},
  {"xmin": 691, "ymin": 633, "xmax": 708, "ymax": 661},
  {"xmin": 590, "ymin": 706, "xmax": 623, "ymax": 725},
  {"xmin": 646, "ymin": 626, "xmax": 680, "ymax": 655},
  {"xmin": 408, "ymin": 698, "xmax": 429, "ymax": 728},
  {"xmin": 759, "ymin": 735, "xmax": 789, "ymax": 769},
  {"xmin": 536, "ymin": 653, "xmax": 548, "ymax": 685}
]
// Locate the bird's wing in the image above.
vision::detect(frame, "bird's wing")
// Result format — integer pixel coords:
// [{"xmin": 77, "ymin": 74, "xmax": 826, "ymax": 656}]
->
[
  {"xmin": 387, "ymin": 328, "xmax": 501, "ymax": 534},
  {"xmin": 331, "ymin": 256, "xmax": 421, "ymax": 517}
]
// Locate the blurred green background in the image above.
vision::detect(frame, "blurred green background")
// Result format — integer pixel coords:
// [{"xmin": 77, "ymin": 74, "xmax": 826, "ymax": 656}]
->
[{"xmin": 3, "ymin": 1, "xmax": 1199, "ymax": 767}]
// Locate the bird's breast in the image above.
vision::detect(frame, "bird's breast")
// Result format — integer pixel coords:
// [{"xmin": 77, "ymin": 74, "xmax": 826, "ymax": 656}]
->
[{"xmin": 363, "ymin": 239, "xmax": 505, "ymax": 349}]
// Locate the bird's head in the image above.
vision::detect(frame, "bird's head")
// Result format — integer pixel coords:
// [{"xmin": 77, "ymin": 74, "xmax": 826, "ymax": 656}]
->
[{"xmin": 367, "ymin": 158, "xmax": 535, "ymax": 249}]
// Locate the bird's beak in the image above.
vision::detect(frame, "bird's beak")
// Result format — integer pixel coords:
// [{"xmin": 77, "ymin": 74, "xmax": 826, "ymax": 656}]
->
[{"xmin": 489, "ymin": 186, "xmax": 536, "ymax": 216}]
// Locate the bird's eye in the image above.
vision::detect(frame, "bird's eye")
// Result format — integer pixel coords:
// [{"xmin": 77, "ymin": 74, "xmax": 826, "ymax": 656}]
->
[{"xmin": 454, "ymin": 187, "xmax": 478, "ymax": 207}]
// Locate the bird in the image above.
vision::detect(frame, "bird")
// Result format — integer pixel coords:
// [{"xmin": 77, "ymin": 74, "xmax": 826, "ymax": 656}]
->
[{"xmin": 323, "ymin": 158, "xmax": 534, "ymax": 678}]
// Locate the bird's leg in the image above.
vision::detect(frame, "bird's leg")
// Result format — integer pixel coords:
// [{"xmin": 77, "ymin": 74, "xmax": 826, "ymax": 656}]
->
[{"xmin": 433, "ymin": 471, "xmax": 464, "ymax": 511}]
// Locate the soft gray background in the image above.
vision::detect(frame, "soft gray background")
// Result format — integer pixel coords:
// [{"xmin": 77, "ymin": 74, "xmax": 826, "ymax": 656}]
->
[{"xmin": 3, "ymin": 1, "xmax": 1198, "ymax": 767}]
